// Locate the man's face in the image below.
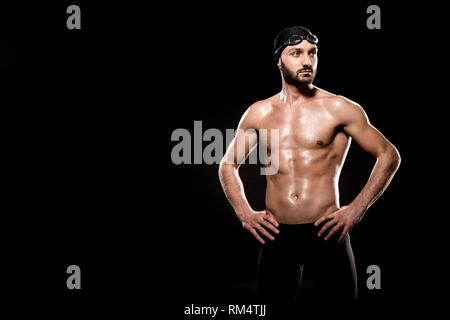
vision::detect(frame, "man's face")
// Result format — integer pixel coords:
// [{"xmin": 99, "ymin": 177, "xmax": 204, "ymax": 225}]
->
[{"xmin": 279, "ymin": 40, "xmax": 318, "ymax": 86}]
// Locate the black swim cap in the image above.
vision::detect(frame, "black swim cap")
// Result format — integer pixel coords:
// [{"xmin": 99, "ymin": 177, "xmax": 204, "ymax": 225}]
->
[{"xmin": 273, "ymin": 26, "xmax": 318, "ymax": 61}]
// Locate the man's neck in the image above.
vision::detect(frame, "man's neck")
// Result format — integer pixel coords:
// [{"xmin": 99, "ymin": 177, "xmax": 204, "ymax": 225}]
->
[{"xmin": 280, "ymin": 81, "xmax": 316, "ymax": 106}]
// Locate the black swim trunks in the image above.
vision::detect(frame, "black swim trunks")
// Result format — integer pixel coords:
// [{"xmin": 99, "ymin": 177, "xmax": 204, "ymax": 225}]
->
[{"xmin": 257, "ymin": 222, "xmax": 358, "ymax": 304}]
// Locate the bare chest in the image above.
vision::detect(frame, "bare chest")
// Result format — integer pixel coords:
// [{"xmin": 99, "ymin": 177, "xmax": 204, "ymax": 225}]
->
[{"xmin": 259, "ymin": 106, "xmax": 341, "ymax": 149}]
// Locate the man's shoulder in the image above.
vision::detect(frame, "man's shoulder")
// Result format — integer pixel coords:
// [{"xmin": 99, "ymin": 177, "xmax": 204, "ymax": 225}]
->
[
  {"xmin": 320, "ymin": 93, "xmax": 368, "ymax": 126},
  {"xmin": 245, "ymin": 95, "xmax": 277, "ymax": 117},
  {"xmin": 249, "ymin": 94, "xmax": 278, "ymax": 111},
  {"xmin": 313, "ymin": 87, "xmax": 358, "ymax": 107},
  {"xmin": 318, "ymin": 90, "xmax": 363, "ymax": 114},
  {"xmin": 238, "ymin": 95, "xmax": 278, "ymax": 129}
]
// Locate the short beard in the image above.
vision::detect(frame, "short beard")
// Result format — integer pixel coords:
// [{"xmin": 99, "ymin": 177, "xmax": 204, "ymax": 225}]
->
[{"xmin": 280, "ymin": 60, "xmax": 315, "ymax": 86}]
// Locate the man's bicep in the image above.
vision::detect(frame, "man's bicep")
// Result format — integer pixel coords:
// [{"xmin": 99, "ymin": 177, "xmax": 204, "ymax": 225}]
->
[
  {"xmin": 223, "ymin": 129, "xmax": 258, "ymax": 165},
  {"xmin": 347, "ymin": 122, "xmax": 391, "ymax": 158},
  {"xmin": 343, "ymin": 105, "xmax": 390, "ymax": 157},
  {"xmin": 222, "ymin": 106, "xmax": 259, "ymax": 165},
  {"xmin": 344, "ymin": 104, "xmax": 389, "ymax": 157}
]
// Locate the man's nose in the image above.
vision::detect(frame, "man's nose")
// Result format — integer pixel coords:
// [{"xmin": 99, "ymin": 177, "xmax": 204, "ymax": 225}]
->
[{"xmin": 300, "ymin": 54, "xmax": 312, "ymax": 68}]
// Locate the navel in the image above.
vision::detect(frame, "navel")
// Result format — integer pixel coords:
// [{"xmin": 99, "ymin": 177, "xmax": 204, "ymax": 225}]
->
[{"xmin": 316, "ymin": 140, "xmax": 324, "ymax": 146}]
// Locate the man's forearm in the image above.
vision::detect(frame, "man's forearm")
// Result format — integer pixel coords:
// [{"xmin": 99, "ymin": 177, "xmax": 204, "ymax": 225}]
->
[
  {"xmin": 352, "ymin": 147, "xmax": 401, "ymax": 216},
  {"xmin": 218, "ymin": 162, "xmax": 253, "ymax": 218}
]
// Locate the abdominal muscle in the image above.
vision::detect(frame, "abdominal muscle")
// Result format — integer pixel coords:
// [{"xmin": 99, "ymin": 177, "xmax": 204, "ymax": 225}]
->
[
  {"xmin": 264, "ymin": 148, "xmax": 342, "ymax": 224},
  {"xmin": 265, "ymin": 176, "xmax": 339, "ymax": 224}
]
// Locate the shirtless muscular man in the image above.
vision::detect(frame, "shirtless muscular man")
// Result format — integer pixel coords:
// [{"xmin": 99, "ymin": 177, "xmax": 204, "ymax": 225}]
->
[{"xmin": 219, "ymin": 26, "xmax": 401, "ymax": 303}]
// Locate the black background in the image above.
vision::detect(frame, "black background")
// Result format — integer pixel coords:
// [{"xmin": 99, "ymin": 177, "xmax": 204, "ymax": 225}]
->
[{"xmin": 1, "ymin": 0, "xmax": 445, "ymax": 317}]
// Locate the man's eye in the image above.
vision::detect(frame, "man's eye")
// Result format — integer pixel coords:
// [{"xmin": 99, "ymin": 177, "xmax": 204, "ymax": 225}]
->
[{"xmin": 292, "ymin": 51, "xmax": 300, "ymax": 56}]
